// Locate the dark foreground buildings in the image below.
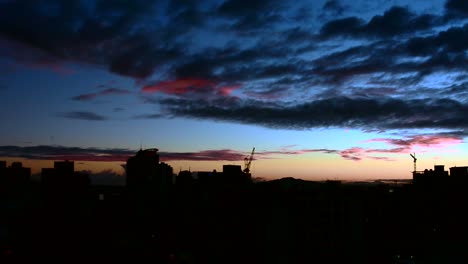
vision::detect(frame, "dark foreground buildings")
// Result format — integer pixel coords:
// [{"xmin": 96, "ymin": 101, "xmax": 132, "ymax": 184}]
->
[
  {"xmin": 3, "ymin": 153, "xmax": 468, "ymax": 263},
  {"xmin": 413, "ymin": 164, "xmax": 468, "ymax": 188},
  {"xmin": 0, "ymin": 161, "xmax": 30, "ymax": 187}
]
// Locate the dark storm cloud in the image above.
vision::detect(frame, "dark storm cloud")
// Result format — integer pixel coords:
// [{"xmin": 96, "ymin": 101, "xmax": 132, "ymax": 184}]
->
[
  {"xmin": 318, "ymin": 0, "xmax": 348, "ymax": 21},
  {"xmin": 1, "ymin": 0, "xmax": 467, "ymax": 134},
  {"xmin": 0, "ymin": 0, "xmax": 182, "ymax": 79},
  {"xmin": 58, "ymin": 111, "xmax": 108, "ymax": 121},
  {"xmin": 445, "ymin": 0, "xmax": 468, "ymax": 18},
  {"xmin": 243, "ymin": 86, "xmax": 290, "ymax": 100},
  {"xmin": 159, "ymin": 96, "xmax": 468, "ymax": 131},
  {"xmin": 320, "ymin": 17, "xmax": 365, "ymax": 38},
  {"xmin": 404, "ymin": 23, "xmax": 468, "ymax": 56},
  {"xmin": 217, "ymin": 0, "xmax": 286, "ymax": 31},
  {"xmin": 171, "ymin": 41, "xmax": 298, "ymax": 81},
  {"xmin": 320, "ymin": 6, "xmax": 439, "ymax": 38},
  {"xmin": 323, "ymin": 0, "xmax": 346, "ymax": 16},
  {"xmin": 166, "ymin": 0, "xmax": 206, "ymax": 30},
  {"xmin": 312, "ymin": 22, "xmax": 468, "ymax": 86}
]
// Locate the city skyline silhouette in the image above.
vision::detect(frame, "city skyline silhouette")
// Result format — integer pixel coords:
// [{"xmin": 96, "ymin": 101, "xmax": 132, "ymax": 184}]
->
[{"xmin": 2, "ymin": 148, "xmax": 468, "ymax": 263}]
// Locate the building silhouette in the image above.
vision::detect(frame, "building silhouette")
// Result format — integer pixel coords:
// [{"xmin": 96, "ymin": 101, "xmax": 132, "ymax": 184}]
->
[
  {"xmin": 41, "ymin": 160, "xmax": 90, "ymax": 202},
  {"xmin": 222, "ymin": 164, "xmax": 251, "ymax": 185},
  {"xmin": 450, "ymin": 166, "xmax": 468, "ymax": 178},
  {"xmin": 413, "ymin": 164, "xmax": 449, "ymax": 186},
  {"xmin": 0, "ymin": 161, "xmax": 31, "ymax": 188},
  {"xmin": 126, "ymin": 148, "xmax": 173, "ymax": 189}
]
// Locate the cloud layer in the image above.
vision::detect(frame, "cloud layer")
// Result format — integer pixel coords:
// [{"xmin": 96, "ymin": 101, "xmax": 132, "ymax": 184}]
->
[
  {"xmin": 1, "ymin": 0, "xmax": 467, "ymax": 133},
  {"xmin": 1, "ymin": 132, "xmax": 463, "ymax": 164}
]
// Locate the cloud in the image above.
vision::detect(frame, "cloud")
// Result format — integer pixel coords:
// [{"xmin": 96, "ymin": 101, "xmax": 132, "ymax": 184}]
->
[
  {"xmin": 0, "ymin": 37, "xmax": 74, "ymax": 74},
  {"xmin": 320, "ymin": 6, "xmax": 439, "ymax": 38},
  {"xmin": 368, "ymin": 134, "xmax": 464, "ymax": 150},
  {"xmin": 72, "ymin": 88, "xmax": 131, "ymax": 101},
  {"xmin": 320, "ymin": 17, "xmax": 364, "ymax": 38},
  {"xmin": 1, "ymin": 135, "xmax": 460, "ymax": 164},
  {"xmin": 133, "ymin": 113, "xmax": 164, "ymax": 119},
  {"xmin": 141, "ymin": 78, "xmax": 242, "ymax": 100},
  {"xmin": 158, "ymin": 96, "xmax": 468, "ymax": 131},
  {"xmin": 1, "ymin": 0, "xmax": 467, "ymax": 136},
  {"xmin": 0, "ymin": 145, "xmax": 135, "ymax": 162},
  {"xmin": 217, "ymin": 0, "xmax": 287, "ymax": 31},
  {"xmin": 323, "ymin": 0, "xmax": 346, "ymax": 16},
  {"xmin": 243, "ymin": 86, "xmax": 290, "ymax": 100},
  {"xmin": 0, "ymin": 145, "xmax": 336, "ymax": 163},
  {"xmin": 339, "ymin": 133, "xmax": 465, "ymax": 161},
  {"xmin": 0, "ymin": 0, "xmax": 181, "ymax": 79},
  {"xmin": 319, "ymin": 0, "xmax": 348, "ymax": 20},
  {"xmin": 58, "ymin": 111, "xmax": 107, "ymax": 121},
  {"xmin": 404, "ymin": 24, "xmax": 468, "ymax": 56},
  {"xmin": 142, "ymin": 79, "xmax": 216, "ymax": 95},
  {"xmin": 313, "ymin": 23, "xmax": 468, "ymax": 86},
  {"xmin": 445, "ymin": 0, "xmax": 468, "ymax": 18}
]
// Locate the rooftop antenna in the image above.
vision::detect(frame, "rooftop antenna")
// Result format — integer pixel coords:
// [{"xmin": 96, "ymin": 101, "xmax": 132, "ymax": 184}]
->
[{"xmin": 410, "ymin": 152, "xmax": 417, "ymax": 173}]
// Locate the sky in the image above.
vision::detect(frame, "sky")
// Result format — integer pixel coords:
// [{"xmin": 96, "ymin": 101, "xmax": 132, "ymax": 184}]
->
[{"xmin": 0, "ymin": 0, "xmax": 467, "ymax": 182}]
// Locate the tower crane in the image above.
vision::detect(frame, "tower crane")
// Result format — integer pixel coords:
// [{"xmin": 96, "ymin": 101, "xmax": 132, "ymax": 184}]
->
[
  {"xmin": 243, "ymin": 147, "xmax": 255, "ymax": 174},
  {"xmin": 410, "ymin": 152, "xmax": 417, "ymax": 173}
]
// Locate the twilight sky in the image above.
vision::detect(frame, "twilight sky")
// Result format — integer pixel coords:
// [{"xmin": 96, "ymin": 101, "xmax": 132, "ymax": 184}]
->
[{"xmin": 1, "ymin": 0, "xmax": 467, "ymax": 181}]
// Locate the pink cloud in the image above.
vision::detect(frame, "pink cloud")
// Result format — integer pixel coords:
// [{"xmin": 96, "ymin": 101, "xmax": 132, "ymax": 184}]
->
[
  {"xmin": 142, "ymin": 79, "xmax": 215, "ymax": 95},
  {"xmin": 141, "ymin": 79, "xmax": 241, "ymax": 97},
  {"xmin": 218, "ymin": 84, "xmax": 242, "ymax": 96},
  {"xmin": 341, "ymin": 134, "xmax": 464, "ymax": 162},
  {"xmin": 368, "ymin": 134, "xmax": 463, "ymax": 153},
  {"xmin": 339, "ymin": 147, "xmax": 365, "ymax": 161}
]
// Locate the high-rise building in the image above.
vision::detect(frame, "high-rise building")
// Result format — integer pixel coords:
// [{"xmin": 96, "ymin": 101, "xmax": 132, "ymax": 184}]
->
[{"xmin": 126, "ymin": 148, "xmax": 160, "ymax": 189}]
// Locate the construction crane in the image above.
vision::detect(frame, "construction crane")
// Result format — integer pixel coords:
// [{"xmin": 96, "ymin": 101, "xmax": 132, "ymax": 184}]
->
[
  {"xmin": 243, "ymin": 147, "xmax": 255, "ymax": 174},
  {"xmin": 410, "ymin": 152, "xmax": 417, "ymax": 173}
]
